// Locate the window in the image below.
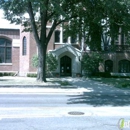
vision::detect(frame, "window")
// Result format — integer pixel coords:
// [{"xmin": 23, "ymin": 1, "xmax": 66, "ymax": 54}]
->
[
  {"xmin": 0, "ymin": 38, "xmax": 12, "ymax": 63},
  {"xmin": 71, "ymin": 36, "xmax": 76, "ymax": 43},
  {"xmin": 22, "ymin": 36, "xmax": 27, "ymax": 55},
  {"xmin": 119, "ymin": 60, "xmax": 130, "ymax": 73},
  {"xmin": 105, "ymin": 60, "xmax": 113, "ymax": 72},
  {"xmin": 63, "ymin": 31, "xmax": 68, "ymax": 43},
  {"xmin": 55, "ymin": 30, "xmax": 60, "ymax": 43}
]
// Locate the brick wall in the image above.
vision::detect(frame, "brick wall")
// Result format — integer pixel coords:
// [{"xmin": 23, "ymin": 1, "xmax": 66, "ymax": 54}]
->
[
  {"xmin": 19, "ymin": 27, "xmax": 30, "ymax": 76},
  {"xmin": 0, "ymin": 29, "xmax": 20, "ymax": 73},
  {"xmin": 0, "ymin": 29, "xmax": 19, "ymax": 39},
  {"xmin": 12, "ymin": 47, "xmax": 20, "ymax": 71},
  {"xmin": 100, "ymin": 52, "xmax": 130, "ymax": 72},
  {"xmin": 0, "ymin": 64, "xmax": 13, "ymax": 71},
  {"xmin": 47, "ymin": 29, "xmax": 55, "ymax": 51},
  {"xmin": 29, "ymin": 33, "xmax": 37, "ymax": 72}
]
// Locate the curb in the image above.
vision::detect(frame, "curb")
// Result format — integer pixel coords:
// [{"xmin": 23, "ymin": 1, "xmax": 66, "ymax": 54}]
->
[{"xmin": 0, "ymin": 84, "xmax": 61, "ymax": 88}]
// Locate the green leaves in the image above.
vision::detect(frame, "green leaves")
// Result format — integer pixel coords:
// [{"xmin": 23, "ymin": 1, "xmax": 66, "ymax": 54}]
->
[
  {"xmin": 50, "ymin": 0, "xmax": 67, "ymax": 18},
  {"xmin": 46, "ymin": 53, "xmax": 58, "ymax": 72},
  {"xmin": 31, "ymin": 54, "xmax": 38, "ymax": 68},
  {"xmin": 0, "ymin": 0, "xmax": 26, "ymax": 24},
  {"xmin": 81, "ymin": 52, "xmax": 103, "ymax": 74},
  {"xmin": 32, "ymin": 53, "xmax": 58, "ymax": 73}
]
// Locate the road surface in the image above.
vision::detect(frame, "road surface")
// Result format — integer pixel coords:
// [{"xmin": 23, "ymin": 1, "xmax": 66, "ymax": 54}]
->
[{"xmin": 0, "ymin": 88, "xmax": 130, "ymax": 130}]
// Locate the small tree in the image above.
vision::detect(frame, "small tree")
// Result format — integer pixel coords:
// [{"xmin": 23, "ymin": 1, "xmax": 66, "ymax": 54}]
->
[
  {"xmin": 81, "ymin": 52, "xmax": 103, "ymax": 75},
  {"xmin": 32, "ymin": 53, "xmax": 58, "ymax": 77}
]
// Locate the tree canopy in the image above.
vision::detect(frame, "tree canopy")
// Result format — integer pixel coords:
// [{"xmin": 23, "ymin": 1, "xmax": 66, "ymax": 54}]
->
[{"xmin": 64, "ymin": 0, "xmax": 130, "ymax": 50}]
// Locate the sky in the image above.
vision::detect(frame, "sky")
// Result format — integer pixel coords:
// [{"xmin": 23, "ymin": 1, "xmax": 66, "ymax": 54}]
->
[{"xmin": 0, "ymin": 9, "xmax": 20, "ymax": 29}]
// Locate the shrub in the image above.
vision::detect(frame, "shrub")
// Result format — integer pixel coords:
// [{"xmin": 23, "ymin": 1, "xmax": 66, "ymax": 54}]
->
[
  {"xmin": 0, "ymin": 73, "xmax": 3, "ymax": 76},
  {"xmin": 3, "ymin": 72, "xmax": 15, "ymax": 76},
  {"xmin": 92, "ymin": 72, "xmax": 111, "ymax": 77},
  {"xmin": 31, "ymin": 55, "xmax": 38, "ymax": 68},
  {"xmin": 81, "ymin": 52, "xmax": 103, "ymax": 76},
  {"xmin": 59, "ymin": 81, "xmax": 71, "ymax": 86},
  {"xmin": 121, "ymin": 83, "xmax": 130, "ymax": 88},
  {"xmin": 46, "ymin": 53, "xmax": 58, "ymax": 74},
  {"xmin": 32, "ymin": 53, "xmax": 58, "ymax": 77},
  {"xmin": 27, "ymin": 73, "xmax": 37, "ymax": 77}
]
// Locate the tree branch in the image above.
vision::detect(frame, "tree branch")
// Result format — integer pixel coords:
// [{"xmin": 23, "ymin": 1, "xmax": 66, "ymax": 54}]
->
[
  {"xmin": 40, "ymin": 0, "xmax": 49, "ymax": 43},
  {"xmin": 47, "ymin": 12, "xmax": 56, "ymax": 22},
  {"xmin": 27, "ymin": 1, "xmax": 40, "ymax": 44},
  {"xmin": 46, "ymin": 20, "xmax": 57, "ymax": 45},
  {"xmin": 56, "ymin": 14, "xmax": 78, "ymax": 26}
]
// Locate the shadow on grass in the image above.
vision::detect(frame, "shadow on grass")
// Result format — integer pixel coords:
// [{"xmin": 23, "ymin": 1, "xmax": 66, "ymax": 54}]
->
[
  {"xmin": 68, "ymin": 92, "xmax": 130, "ymax": 106},
  {"xmin": 50, "ymin": 80, "xmax": 77, "ymax": 89},
  {"xmin": 92, "ymin": 77, "xmax": 130, "ymax": 89},
  {"xmin": 0, "ymin": 79, "xmax": 9, "ymax": 81},
  {"xmin": 67, "ymin": 78, "xmax": 130, "ymax": 107}
]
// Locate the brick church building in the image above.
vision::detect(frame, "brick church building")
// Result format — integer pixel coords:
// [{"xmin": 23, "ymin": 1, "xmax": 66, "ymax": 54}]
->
[
  {"xmin": 0, "ymin": 25, "xmax": 82, "ymax": 76},
  {"xmin": 0, "ymin": 24, "xmax": 130, "ymax": 77}
]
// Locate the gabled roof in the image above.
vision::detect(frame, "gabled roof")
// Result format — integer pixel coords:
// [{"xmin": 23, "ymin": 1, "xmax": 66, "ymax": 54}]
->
[{"xmin": 50, "ymin": 43, "xmax": 82, "ymax": 57}]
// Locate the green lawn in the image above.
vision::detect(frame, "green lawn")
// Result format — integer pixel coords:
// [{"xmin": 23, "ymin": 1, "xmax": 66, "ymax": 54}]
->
[{"xmin": 91, "ymin": 77, "xmax": 130, "ymax": 89}]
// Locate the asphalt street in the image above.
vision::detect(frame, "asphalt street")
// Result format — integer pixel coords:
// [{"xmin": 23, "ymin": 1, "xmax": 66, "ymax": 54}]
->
[{"xmin": 0, "ymin": 91, "xmax": 130, "ymax": 130}]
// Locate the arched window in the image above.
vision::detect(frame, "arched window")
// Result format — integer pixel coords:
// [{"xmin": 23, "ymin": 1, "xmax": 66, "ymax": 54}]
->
[
  {"xmin": 0, "ymin": 38, "xmax": 12, "ymax": 63},
  {"xmin": 119, "ymin": 60, "xmax": 130, "ymax": 73},
  {"xmin": 105, "ymin": 60, "xmax": 113, "ymax": 72},
  {"xmin": 22, "ymin": 36, "xmax": 27, "ymax": 55},
  {"xmin": 55, "ymin": 30, "xmax": 60, "ymax": 43}
]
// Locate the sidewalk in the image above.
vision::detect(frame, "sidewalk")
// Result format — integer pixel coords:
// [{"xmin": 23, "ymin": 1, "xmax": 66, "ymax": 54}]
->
[
  {"xmin": 0, "ymin": 76, "xmax": 90, "ymax": 94},
  {"xmin": 0, "ymin": 76, "xmax": 130, "ymax": 94}
]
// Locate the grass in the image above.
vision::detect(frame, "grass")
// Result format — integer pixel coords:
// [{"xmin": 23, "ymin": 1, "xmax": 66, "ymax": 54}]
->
[
  {"xmin": 91, "ymin": 77, "xmax": 130, "ymax": 89},
  {"xmin": 52, "ymin": 80, "xmax": 72, "ymax": 86},
  {"xmin": 0, "ymin": 76, "xmax": 74, "ymax": 89}
]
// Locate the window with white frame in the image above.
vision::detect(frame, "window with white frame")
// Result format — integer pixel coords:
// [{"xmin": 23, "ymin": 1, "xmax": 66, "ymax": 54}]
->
[
  {"xmin": 63, "ymin": 31, "xmax": 68, "ymax": 43},
  {"xmin": 55, "ymin": 30, "xmax": 60, "ymax": 43}
]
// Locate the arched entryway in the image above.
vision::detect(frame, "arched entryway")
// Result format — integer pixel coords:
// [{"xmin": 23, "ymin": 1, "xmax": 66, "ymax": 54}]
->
[
  {"xmin": 60, "ymin": 55, "xmax": 72, "ymax": 76},
  {"xmin": 105, "ymin": 60, "xmax": 113, "ymax": 72}
]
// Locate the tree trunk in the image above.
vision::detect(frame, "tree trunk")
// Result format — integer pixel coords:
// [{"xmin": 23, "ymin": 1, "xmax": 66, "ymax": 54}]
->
[{"xmin": 37, "ymin": 43, "xmax": 47, "ymax": 82}]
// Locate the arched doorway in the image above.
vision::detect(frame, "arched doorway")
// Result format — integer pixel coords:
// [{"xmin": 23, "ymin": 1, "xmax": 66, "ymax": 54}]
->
[
  {"xmin": 60, "ymin": 55, "xmax": 71, "ymax": 76},
  {"xmin": 105, "ymin": 60, "xmax": 113, "ymax": 72}
]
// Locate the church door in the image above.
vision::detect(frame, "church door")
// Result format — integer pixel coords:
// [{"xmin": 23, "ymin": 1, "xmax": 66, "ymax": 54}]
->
[{"xmin": 60, "ymin": 56, "xmax": 71, "ymax": 76}]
